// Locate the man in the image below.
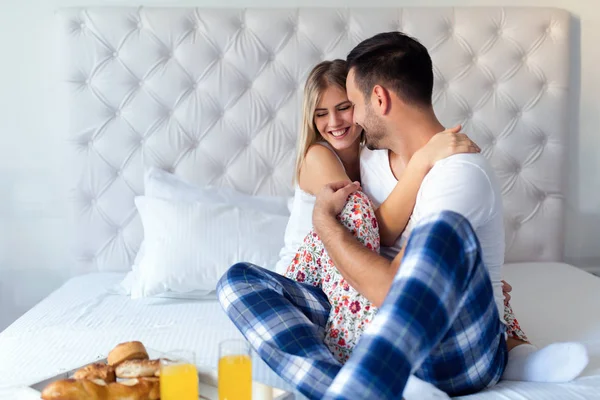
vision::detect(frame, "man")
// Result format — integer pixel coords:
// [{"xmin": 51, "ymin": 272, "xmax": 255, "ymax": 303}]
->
[
  {"xmin": 218, "ymin": 33, "xmax": 503, "ymax": 400},
  {"xmin": 315, "ymin": 31, "xmax": 588, "ymax": 398},
  {"xmin": 310, "ymin": 31, "xmax": 508, "ymax": 398}
]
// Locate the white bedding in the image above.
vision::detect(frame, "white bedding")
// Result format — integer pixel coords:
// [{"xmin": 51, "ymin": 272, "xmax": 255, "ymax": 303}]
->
[{"xmin": 1, "ymin": 263, "xmax": 599, "ymax": 399}]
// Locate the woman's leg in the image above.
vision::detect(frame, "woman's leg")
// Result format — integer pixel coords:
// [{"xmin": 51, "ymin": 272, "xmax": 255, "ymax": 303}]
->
[{"xmin": 285, "ymin": 191, "xmax": 381, "ymax": 363}]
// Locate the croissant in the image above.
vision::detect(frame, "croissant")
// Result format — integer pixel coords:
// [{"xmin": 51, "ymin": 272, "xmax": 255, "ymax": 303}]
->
[
  {"xmin": 73, "ymin": 362, "xmax": 116, "ymax": 383},
  {"xmin": 41, "ymin": 377, "xmax": 160, "ymax": 400},
  {"xmin": 115, "ymin": 359, "xmax": 160, "ymax": 379}
]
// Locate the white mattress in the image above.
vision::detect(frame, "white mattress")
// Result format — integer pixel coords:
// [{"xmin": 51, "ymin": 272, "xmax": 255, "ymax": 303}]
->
[{"xmin": 1, "ymin": 262, "xmax": 599, "ymax": 399}]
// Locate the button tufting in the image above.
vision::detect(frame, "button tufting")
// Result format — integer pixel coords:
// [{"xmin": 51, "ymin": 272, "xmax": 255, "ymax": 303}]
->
[{"xmin": 65, "ymin": 7, "xmax": 570, "ymax": 272}]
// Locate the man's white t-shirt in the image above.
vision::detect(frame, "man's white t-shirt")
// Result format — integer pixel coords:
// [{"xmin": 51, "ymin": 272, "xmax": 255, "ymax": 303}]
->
[{"xmin": 360, "ymin": 147, "xmax": 506, "ymax": 321}]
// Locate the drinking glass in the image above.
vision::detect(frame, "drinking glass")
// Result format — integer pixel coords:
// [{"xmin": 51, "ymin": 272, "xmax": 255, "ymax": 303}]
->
[
  {"xmin": 160, "ymin": 350, "xmax": 199, "ymax": 400},
  {"xmin": 218, "ymin": 339, "xmax": 252, "ymax": 400}
]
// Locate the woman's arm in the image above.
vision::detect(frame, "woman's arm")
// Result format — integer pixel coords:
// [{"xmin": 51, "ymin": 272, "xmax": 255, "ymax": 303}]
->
[
  {"xmin": 376, "ymin": 127, "xmax": 480, "ymax": 247},
  {"xmin": 298, "ymin": 144, "xmax": 351, "ymax": 195}
]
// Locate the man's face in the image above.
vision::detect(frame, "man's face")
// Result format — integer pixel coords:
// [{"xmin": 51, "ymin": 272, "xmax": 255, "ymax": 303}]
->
[{"xmin": 346, "ymin": 68, "xmax": 387, "ymax": 150}]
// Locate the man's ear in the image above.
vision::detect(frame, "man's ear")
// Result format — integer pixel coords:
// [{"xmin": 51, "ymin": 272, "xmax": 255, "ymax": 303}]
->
[{"xmin": 372, "ymin": 85, "xmax": 391, "ymax": 115}]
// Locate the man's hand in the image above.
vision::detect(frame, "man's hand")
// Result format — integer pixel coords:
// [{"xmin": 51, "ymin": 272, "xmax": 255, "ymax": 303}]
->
[
  {"xmin": 313, "ymin": 181, "xmax": 361, "ymax": 228},
  {"xmin": 502, "ymin": 280, "xmax": 512, "ymax": 305}
]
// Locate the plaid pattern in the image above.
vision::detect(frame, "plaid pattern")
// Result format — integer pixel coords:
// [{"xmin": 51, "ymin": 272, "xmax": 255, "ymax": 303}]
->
[
  {"xmin": 217, "ymin": 262, "xmax": 341, "ymax": 398},
  {"xmin": 324, "ymin": 211, "xmax": 507, "ymax": 399},
  {"xmin": 217, "ymin": 210, "xmax": 507, "ymax": 400}
]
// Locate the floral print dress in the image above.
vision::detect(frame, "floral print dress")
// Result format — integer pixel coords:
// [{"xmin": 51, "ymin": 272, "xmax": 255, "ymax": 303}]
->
[{"xmin": 284, "ymin": 192, "xmax": 381, "ymax": 363}]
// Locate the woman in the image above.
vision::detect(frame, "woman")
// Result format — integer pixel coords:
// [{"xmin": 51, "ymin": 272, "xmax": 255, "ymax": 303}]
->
[{"xmin": 280, "ymin": 59, "xmax": 587, "ymax": 383}]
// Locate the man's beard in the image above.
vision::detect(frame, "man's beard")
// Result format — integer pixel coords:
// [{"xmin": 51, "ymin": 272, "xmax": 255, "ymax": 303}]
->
[{"xmin": 363, "ymin": 111, "xmax": 386, "ymax": 150}]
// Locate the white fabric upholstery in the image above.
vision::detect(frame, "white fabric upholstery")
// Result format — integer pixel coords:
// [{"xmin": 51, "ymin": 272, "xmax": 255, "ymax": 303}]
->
[{"xmin": 56, "ymin": 7, "xmax": 571, "ymax": 272}]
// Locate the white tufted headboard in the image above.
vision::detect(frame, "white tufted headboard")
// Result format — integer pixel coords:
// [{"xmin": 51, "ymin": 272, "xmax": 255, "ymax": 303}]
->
[{"xmin": 56, "ymin": 7, "xmax": 571, "ymax": 273}]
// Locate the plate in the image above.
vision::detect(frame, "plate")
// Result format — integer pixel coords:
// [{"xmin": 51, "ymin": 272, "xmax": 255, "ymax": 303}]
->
[{"xmin": 28, "ymin": 358, "xmax": 294, "ymax": 400}]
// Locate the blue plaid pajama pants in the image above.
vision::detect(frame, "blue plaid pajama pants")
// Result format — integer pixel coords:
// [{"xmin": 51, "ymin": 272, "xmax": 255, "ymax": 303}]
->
[{"xmin": 217, "ymin": 209, "xmax": 507, "ymax": 400}]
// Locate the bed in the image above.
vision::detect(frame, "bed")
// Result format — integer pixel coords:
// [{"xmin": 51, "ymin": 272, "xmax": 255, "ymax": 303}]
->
[{"xmin": 1, "ymin": 6, "xmax": 599, "ymax": 399}]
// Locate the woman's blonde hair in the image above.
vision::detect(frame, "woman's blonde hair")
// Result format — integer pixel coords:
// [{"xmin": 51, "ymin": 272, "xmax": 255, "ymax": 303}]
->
[{"xmin": 294, "ymin": 59, "xmax": 349, "ymax": 184}]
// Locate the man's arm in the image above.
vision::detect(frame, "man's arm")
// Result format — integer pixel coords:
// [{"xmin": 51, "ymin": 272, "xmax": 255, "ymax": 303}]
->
[
  {"xmin": 313, "ymin": 160, "xmax": 497, "ymax": 307},
  {"xmin": 312, "ymin": 182, "xmax": 399, "ymax": 307}
]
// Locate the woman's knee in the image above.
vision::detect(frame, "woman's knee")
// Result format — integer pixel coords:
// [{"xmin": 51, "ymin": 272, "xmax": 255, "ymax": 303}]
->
[{"xmin": 338, "ymin": 191, "xmax": 380, "ymax": 250}]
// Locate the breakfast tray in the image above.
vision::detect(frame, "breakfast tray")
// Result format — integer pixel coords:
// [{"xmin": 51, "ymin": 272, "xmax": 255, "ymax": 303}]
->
[{"xmin": 28, "ymin": 358, "xmax": 294, "ymax": 400}]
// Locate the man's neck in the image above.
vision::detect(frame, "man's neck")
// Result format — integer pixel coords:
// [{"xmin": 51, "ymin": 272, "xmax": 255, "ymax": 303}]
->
[{"xmin": 388, "ymin": 111, "xmax": 445, "ymax": 167}]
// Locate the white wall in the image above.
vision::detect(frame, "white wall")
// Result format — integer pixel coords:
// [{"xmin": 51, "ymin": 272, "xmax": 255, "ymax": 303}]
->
[{"xmin": 0, "ymin": 0, "xmax": 598, "ymax": 332}]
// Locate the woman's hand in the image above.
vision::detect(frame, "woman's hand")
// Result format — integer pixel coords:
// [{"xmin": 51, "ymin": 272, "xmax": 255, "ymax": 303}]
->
[{"xmin": 412, "ymin": 125, "xmax": 481, "ymax": 169}]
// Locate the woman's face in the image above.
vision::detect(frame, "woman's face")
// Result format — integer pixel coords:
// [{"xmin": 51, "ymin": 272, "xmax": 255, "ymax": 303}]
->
[{"xmin": 314, "ymin": 85, "xmax": 362, "ymax": 152}]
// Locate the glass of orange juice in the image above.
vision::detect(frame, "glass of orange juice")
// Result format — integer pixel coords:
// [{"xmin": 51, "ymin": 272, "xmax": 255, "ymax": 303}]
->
[
  {"xmin": 159, "ymin": 350, "xmax": 199, "ymax": 400},
  {"xmin": 218, "ymin": 339, "xmax": 252, "ymax": 400}
]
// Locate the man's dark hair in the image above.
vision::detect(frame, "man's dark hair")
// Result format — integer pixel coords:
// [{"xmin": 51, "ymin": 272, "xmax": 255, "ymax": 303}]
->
[{"xmin": 346, "ymin": 32, "xmax": 434, "ymax": 107}]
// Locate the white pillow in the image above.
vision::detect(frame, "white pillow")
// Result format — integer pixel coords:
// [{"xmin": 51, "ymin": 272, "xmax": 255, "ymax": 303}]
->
[
  {"xmin": 118, "ymin": 167, "xmax": 291, "ymax": 299},
  {"xmin": 130, "ymin": 196, "xmax": 287, "ymax": 298},
  {"xmin": 144, "ymin": 167, "xmax": 290, "ymax": 215}
]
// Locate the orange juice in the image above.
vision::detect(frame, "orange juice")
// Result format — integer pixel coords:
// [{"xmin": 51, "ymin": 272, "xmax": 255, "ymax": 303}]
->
[
  {"xmin": 218, "ymin": 354, "xmax": 252, "ymax": 400},
  {"xmin": 160, "ymin": 362, "xmax": 199, "ymax": 400}
]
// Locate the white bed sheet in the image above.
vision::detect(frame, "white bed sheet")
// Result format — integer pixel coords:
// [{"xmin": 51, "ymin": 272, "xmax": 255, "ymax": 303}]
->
[{"xmin": 1, "ymin": 262, "xmax": 599, "ymax": 399}]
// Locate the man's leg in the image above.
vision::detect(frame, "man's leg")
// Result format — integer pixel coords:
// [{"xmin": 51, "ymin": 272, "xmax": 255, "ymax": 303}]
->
[
  {"xmin": 323, "ymin": 210, "xmax": 508, "ymax": 399},
  {"xmin": 502, "ymin": 303, "xmax": 588, "ymax": 382},
  {"xmin": 217, "ymin": 263, "xmax": 341, "ymax": 399}
]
